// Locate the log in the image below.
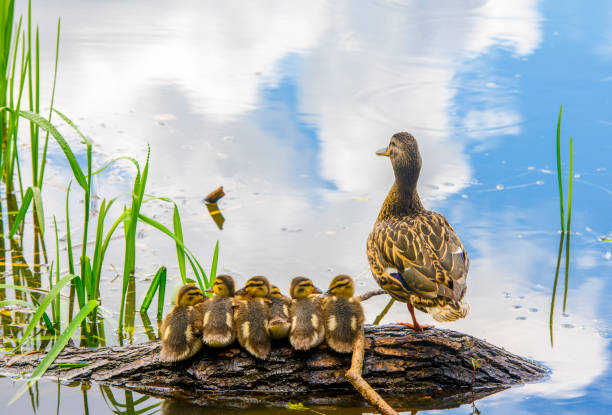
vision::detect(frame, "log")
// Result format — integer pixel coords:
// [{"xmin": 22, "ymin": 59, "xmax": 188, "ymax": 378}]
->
[{"xmin": 0, "ymin": 325, "xmax": 548, "ymax": 412}]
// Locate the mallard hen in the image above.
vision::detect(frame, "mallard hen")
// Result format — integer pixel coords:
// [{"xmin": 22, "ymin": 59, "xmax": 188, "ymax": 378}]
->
[{"xmin": 367, "ymin": 132, "xmax": 469, "ymax": 331}]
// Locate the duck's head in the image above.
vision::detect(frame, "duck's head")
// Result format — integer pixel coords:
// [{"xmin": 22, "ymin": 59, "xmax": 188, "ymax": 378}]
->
[
  {"xmin": 176, "ymin": 284, "xmax": 205, "ymax": 306},
  {"xmin": 243, "ymin": 276, "xmax": 271, "ymax": 298},
  {"xmin": 377, "ymin": 132, "xmax": 421, "ymax": 190},
  {"xmin": 209, "ymin": 274, "xmax": 235, "ymax": 297},
  {"xmin": 270, "ymin": 285, "xmax": 284, "ymax": 298},
  {"xmin": 325, "ymin": 274, "xmax": 355, "ymax": 298},
  {"xmin": 290, "ymin": 276, "xmax": 322, "ymax": 299}
]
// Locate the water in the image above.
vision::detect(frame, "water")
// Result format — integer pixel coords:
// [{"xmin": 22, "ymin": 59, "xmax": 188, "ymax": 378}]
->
[{"xmin": 1, "ymin": 0, "xmax": 612, "ymax": 413}]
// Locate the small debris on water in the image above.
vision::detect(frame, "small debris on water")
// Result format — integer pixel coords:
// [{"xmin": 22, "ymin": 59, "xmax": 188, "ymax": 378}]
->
[
  {"xmin": 516, "ymin": 316, "xmax": 527, "ymax": 320},
  {"xmin": 529, "ymin": 308, "xmax": 538, "ymax": 312},
  {"xmin": 496, "ymin": 184, "xmax": 504, "ymax": 190},
  {"xmin": 204, "ymin": 186, "xmax": 225, "ymax": 204}
]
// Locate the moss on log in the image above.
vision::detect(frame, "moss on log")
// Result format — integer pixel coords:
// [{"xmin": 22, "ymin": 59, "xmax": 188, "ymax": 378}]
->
[{"xmin": 0, "ymin": 325, "xmax": 548, "ymax": 411}]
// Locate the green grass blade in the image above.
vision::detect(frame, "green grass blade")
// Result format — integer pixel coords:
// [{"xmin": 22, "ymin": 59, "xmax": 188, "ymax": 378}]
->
[
  {"xmin": 157, "ymin": 267, "xmax": 166, "ymax": 320},
  {"xmin": 549, "ymin": 232, "xmax": 565, "ymax": 347},
  {"xmin": 36, "ymin": 17, "xmax": 60, "ymax": 189},
  {"xmin": 9, "ymin": 300, "xmax": 99, "ymax": 406},
  {"xmin": 92, "ymin": 155, "xmax": 140, "ymax": 177},
  {"xmin": 32, "ymin": 186, "xmax": 44, "ymax": 236},
  {"xmin": 53, "ymin": 217, "xmax": 61, "ymax": 330},
  {"xmin": 173, "ymin": 205, "xmax": 186, "ymax": 281},
  {"xmin": 139, "ymin": 266, "xmax": 163, "ymax": 314},
  {"xmin": 137, "ymin": 213, "xmax": 207, "ymax": 289},
  {"xmin": 8, "ymin": 186, "xmax": 33, "ymax": 238},
  {"xmin": 52, "ymin": 108, "xmax": 91, "ymax": 145},
  {"xmin": 209, "ymin": 240, "xmax": 219, "ymax": 285},
  {"xmin": 65, "ymin": 182, "xmax": 74, "ymax": 274},
  {"xmin": 556, "ymin": 105, "xmax": 565, "ymax": 232},
  {"xmin": 563, "ymin": 137, "xmax": 573, "ymax": 312},
  {"xmin": 14, "ymin": 273, "xmax": 80, "ymax": 349},
  {"xmin": 16, "ymin": 109, "xmax": 88, "ymax": 190}
]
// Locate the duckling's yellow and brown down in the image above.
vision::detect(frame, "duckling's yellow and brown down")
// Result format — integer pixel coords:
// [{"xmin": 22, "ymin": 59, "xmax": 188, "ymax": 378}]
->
[
  {"xmin": 160, "ymin": 284, "xmax": 205, "ymax": 362},
  {"xmin": 322, "ymin": 275, "xmax": 364, "ymax": 353},
  {"xmin": 200, "ymin": 274, "xmax": 236, "ymax": 348},
  {"xmin": 267, "ymin": 285, "xmax": 291, "ymax": 340},
  {"xmin": 367, "ymin": 132, "xmax": 469, "ymax": 330},
  {"xmin": 288, "ymin": 276, "xmax": 324, "ymax": 351},
  {"xmin": 233, "ymin": 276, "xmax": 272, "ymax": 359}
]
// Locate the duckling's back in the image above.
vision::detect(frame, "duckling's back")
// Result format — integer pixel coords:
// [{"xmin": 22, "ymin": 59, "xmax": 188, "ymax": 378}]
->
[
  {"xmin": 201, "ymin": 296, "xmax": 235, "ymax": 347},
  {"xmin": 160, "ymin": 305, "xmax": 203, "ymax": 362},
  {"xmin": 267, "ymin": 296, "xmax": 291, "ymax": 339},
  {"xmin": 323, "ymin": 297, "xmax": 364, "ymax": 353},
  {"xmin": 289, "ymin": 297, "xmax": 324, "ymax": 351},
  {"xmin": 234, "ymin": 298, "xmax": 271, "ymax": 359}
]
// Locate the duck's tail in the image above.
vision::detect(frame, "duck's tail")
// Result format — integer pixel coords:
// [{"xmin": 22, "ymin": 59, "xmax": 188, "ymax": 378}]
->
[{"xmin": 428, "ymin": 300, "xmax": 470, "ymax": 322}]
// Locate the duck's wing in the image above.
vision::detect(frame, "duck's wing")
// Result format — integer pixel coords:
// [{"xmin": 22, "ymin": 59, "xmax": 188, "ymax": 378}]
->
[
  {"xmin": 367, "ymin": 212, "xmax": 468, "ymax": 302},
  {"xmin": 426, "ymin": 212, "xmax": 469, "ymax": 301}
]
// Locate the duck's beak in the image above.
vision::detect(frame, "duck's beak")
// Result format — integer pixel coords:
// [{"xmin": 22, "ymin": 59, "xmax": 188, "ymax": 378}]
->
[
  {"xmin": 204, "ymin": 289, "xmax": 214, "ymax": 294},
  {"xmin": 312, "ymin": 286, "xmax": 323, "ymax": 294},
  {"xmin": 376, "ymin": 146, "xmax": 390, "ymax": 157},
  {"xmin": 318, "ymin": 289, "xmax": 332, "ymax": 298}
]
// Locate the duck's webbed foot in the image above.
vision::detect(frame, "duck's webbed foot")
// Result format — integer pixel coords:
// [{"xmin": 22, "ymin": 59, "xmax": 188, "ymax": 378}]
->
[
  {"xmin": 397, "ymin": 321, "xmax": 434, "ymax": 331},
  {"xmin": 397, "ymin": 303, "xmax": 434, "ymax": 331}
]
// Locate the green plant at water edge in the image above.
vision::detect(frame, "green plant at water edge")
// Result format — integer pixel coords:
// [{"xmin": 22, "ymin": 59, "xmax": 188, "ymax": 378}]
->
[
  {"xmin": 470, "ymin": 357, "xmax": 483, "ymax": 386},
  {"xmin": 549, "ymin": 105, "xmax": 574, "ymax": 347},
  {"xmin": 0, "ymin": 2, "xmax": 221, "ymax": 402}
]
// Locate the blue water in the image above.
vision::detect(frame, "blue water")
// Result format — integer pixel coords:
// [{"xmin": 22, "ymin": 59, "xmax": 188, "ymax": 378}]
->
[{"xmin": 1, "ymin": 0, "xmax": 611, "ymax": 413}]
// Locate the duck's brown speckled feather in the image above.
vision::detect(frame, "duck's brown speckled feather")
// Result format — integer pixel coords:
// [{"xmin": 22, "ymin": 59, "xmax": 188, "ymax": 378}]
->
[{"xmin": 367, "ymin": 210, "xmax": 469, "ymax": 321}]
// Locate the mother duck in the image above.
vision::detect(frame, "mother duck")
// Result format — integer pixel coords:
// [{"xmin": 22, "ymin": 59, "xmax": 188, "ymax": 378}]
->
[{"xmin": 366, "ymin": 132, "xmax": 469, "ymax": 331}]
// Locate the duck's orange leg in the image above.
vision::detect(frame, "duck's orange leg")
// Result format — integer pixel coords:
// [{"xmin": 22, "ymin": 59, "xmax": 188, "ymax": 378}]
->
[{"xmin": 398, "ymin": 303, "xmax": 434, "ymax": 331}]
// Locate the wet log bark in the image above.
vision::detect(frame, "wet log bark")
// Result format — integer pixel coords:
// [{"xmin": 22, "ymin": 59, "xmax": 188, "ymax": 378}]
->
[{"xmin": 0, "ymin": 325, "xmax": 548, "ymax": 411}]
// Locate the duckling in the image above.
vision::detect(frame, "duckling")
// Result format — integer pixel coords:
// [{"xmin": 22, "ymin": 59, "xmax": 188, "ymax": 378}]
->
[
  {"xmin": 367, "ymin": 132, "xmax": 470, "ymax": 331},
  {"xmin": 267, "ymin": 285, "xmax": 291, "ymax": 340},
  {"xmin": 233, "ymin": 276, "xmax": 272, "ymax": 359},
  {"xmin": 288, "ymin": 276, "xmax": 325, "ymax": 351},
  {"xmin": 200, "ymin": 274, "xmax": 236, "ymax": 348},
  {"xmin": 160, "ymin": 284, "xmax": 205, "ymax": 362},
  {"xmin": 322, "ymin": 275, "xmax": 364, "ymax": 353}
]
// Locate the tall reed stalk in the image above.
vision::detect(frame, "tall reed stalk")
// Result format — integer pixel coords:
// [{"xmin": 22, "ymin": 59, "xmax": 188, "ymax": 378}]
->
[{"xmin": 549, "ymin": 105, "xmax": 574, "ymax": 347}]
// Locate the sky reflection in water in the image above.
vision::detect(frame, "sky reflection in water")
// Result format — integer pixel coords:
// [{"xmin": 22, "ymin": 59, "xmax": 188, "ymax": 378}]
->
[{"xmin": 2, "ymin": 0, "xmax": 612, "ymax": 413}]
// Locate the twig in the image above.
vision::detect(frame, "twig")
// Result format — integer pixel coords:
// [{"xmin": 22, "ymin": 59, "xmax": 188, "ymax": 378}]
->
[
  {"xmin": 373, "ymin": 298, "xmax": 395, "ymax": 324},
  {"xmin": 345, "ymin": 329, "xmax": 398, "ymax": 415},
  {"xmin": 357, "ymin": 289, "xmax": 386, "ymax": 302}
]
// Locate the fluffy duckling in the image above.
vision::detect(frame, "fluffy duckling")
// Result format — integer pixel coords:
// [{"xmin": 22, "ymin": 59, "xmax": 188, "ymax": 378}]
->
[
  {"xmin": 289, "ymin": 276, "xmax": 324, "ymax": 351},
  {"xmin": 322, "ymin": 275, "xmax": 364, "ymax": 353},
  {"xmin": 200, "ymin": 274, "xmax": 236, "ymax": 348},
  {"xmin": 367, "ymin": 132, "xmax": 470, "ymax": 331},
  {"xmin": 233, "ymin": 276, "xmax": 272, "ymax": 359},
  {"xmin": 267, "ymin": 285, "xmax": 291, "ymax": 340},
  {"xmin": 160, "ymin": 284, "xmax": 205, "ymax": 362}
]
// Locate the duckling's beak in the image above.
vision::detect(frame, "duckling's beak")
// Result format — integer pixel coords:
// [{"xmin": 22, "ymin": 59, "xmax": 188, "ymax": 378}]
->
[
  {"xmin": 318, "ymin": 289, "xmax": 332, "ymax": 298},
  {"xmin": 204, "ymin": 289, "xmax": 214, "ymax": 294},
  {"xmin": 312, "ymin": 286, "xmax": 323, "ymax": 294},
  {"xmin": 376, "ymin": 146, "xmax": 390, "ymax": 157}
]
